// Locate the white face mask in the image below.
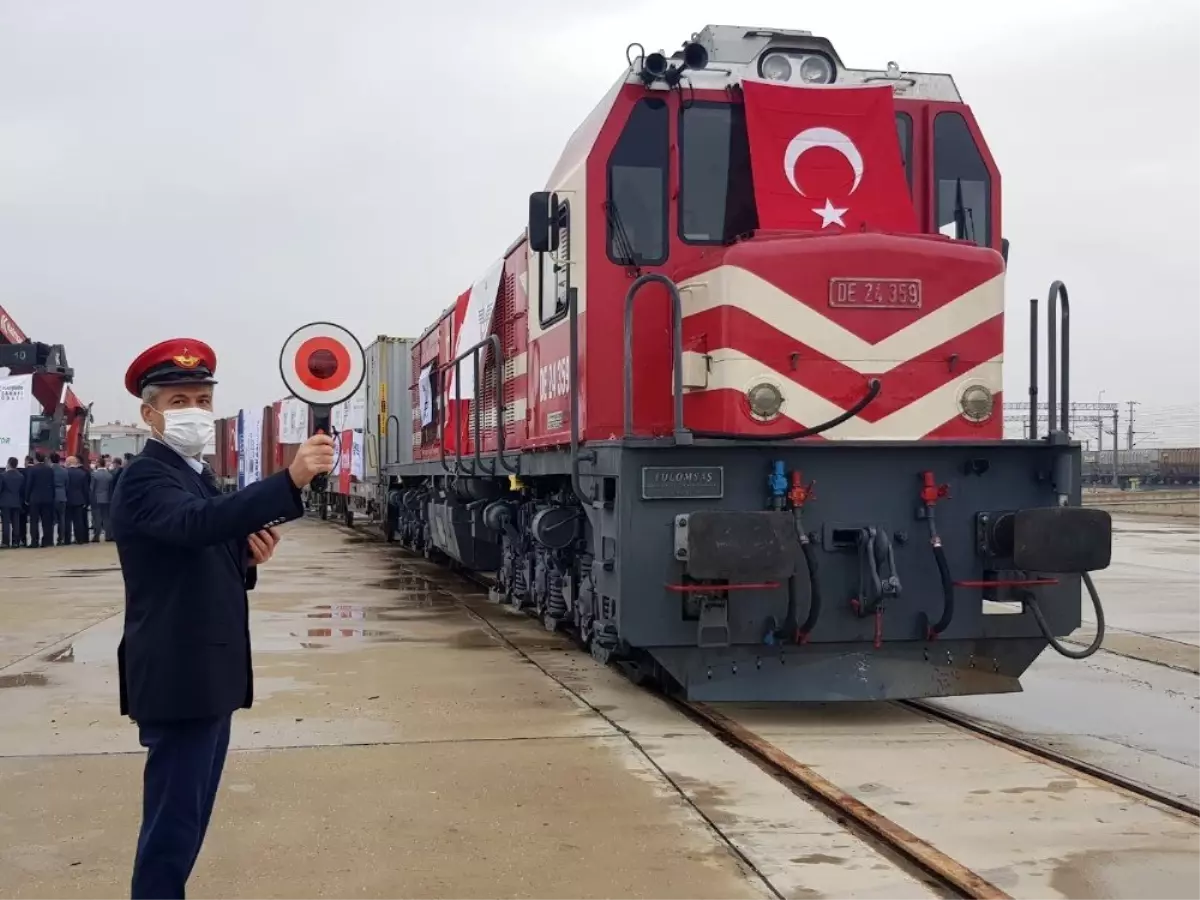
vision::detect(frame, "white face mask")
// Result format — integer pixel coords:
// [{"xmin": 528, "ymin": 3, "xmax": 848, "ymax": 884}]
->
[{"xmin": 159, "ymin": 407, "xmax": 215, "ymax": 458}]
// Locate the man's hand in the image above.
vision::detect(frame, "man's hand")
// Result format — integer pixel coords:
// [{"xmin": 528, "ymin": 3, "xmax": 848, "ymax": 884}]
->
[
  {"xmin": 248, "ymin": 527, "xmax": 280, "ymax": 565},
  {"xmin": 288, "ymin": 434, "xmax": 336, "ymax": 488}
]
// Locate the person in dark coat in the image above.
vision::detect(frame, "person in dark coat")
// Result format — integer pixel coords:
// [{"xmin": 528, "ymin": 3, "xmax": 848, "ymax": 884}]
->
[
  {"xmin": 65, "ymin": 455, "xmax": 90, "ymax": 544},
  {"xmin": 0, "ymin": 457, "xmax": 23, "ymax": 547},
  {"xmin": 110, "ymin": 338, "xmax": 334, "ymax": 900},
  {"xmin": 22, "ymin": 452, "xmax": 56, "ymax": 548},
  {"xmin": 49, "ymin": 451, "xmax": 69, "ymax": 544},
  {"xmin": 89, "ymin": 459, "xmax": 114, "ymax": 541}
]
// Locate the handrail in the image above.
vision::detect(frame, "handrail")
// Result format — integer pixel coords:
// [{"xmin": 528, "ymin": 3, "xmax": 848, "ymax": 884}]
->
[
  {"xmin": 1046, "ymin": 280, "xmax": 1070, "ymax": 435},
  {"xmin": 568, "ymin": 280, "xmax": 597, "ymax": 505},
  {"xmin": 1028, "ymin": 297, "xmax": 1039, "ymax": 439},
  {"xmin": 437, "ymin": 333, "xmax": 518, "ymax": 476},
  {"xmin": 622, "ymin": 273, "xmax": 691, "ymax": 444}
]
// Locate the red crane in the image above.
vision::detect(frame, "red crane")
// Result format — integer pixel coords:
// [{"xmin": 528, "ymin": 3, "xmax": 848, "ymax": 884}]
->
[{"xmin": 0, "ymin": 302, "xmax": 89, "ymax": 459}]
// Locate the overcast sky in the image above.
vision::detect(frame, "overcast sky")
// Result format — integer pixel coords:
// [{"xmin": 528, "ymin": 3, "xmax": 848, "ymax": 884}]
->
[{"xmin": 1, "ymin": 0, "xmax": 1197, "ymax": 445}]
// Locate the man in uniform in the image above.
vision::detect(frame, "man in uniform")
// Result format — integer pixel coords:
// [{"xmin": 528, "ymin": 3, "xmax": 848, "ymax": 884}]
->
[{"xmin": 110, "ymin": 338, "xmax": 334, "ymax": 899}]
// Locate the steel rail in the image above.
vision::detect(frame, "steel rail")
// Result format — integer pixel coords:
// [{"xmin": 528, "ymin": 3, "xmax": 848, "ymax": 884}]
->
[
  {"xmin": 678, "ymin": 700, "xmax": 1012, "ymax": 900},
  {"xmin": 900, "ymin": 700, "xmax": 1200, "ymax": 819}
]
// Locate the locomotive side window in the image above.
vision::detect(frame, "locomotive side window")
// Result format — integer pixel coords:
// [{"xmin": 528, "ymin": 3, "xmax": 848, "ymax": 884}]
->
[
  {"xmin": 934, "ymin": 111, "xmax": 990, "ymax": 247},
  {"xmin": 607, "ymin": 98, "xmax": 668, "ymax": 265},
  {"xmin": 895, "ymin": 112, "xmax": 913, "ymax": 194},
  {"xmin": 679, "ymin": 102, "xmax": 757, "ymax": 243},
  {"xmin": 539, "ymin": 199, "xmax": 571, "ymax": 325}
]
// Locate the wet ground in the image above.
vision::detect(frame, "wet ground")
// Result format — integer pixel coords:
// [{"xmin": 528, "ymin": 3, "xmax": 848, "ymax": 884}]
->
[
  {"xmin": 931, "ymin": 515, "xmax": 1200, "ymax": 808},
  {"xmin": 0, "ymin": 532, "xmax": 771, "ymax": 899},
  {"xmin": 1, "ymin": 516, "xmax": 1197, "ymax": 899}
]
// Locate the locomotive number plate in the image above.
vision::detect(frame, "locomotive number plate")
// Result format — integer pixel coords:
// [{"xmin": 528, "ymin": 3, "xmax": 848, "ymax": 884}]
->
[
  {"xmin": 641, "ymin": 466, "xmax": 724, "ymax": 500},
  {"xmin": 829, "ymin": 278, "xmax": 922, "ymax": 309}
]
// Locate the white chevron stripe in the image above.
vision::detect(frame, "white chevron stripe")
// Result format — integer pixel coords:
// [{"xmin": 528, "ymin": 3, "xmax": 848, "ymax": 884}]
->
[
  {"xmin": 505, "ymin": 351, "xmax": 527, "ymax": 381},
  {"xmin": 679, "ymin": 266, "xmax": 1005, "ymax": 374},
  {"xmin": 685, "ymin": 349, "xmax": 1003, "ymax": 440}
]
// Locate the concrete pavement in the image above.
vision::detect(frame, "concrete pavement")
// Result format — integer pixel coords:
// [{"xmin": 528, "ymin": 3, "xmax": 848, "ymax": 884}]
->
[{"xmin": 0, "ymin": 530, "xmax": 769, "ymax": 899}]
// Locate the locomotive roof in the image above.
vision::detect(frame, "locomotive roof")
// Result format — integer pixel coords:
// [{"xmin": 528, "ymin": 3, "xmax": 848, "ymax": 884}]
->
[{"xmin": 543, "ymin": 23, "xmax": 962, "ymax": 192}]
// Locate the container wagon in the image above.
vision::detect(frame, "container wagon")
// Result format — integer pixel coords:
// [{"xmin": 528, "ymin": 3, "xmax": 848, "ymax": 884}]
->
[{"xmin": 306, "ymin": 336, "xmax": 415, "ymax": 526}]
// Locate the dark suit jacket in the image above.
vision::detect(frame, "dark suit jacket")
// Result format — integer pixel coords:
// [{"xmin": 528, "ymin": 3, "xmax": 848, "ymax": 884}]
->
[
  {"xmin": 52, "ymin": 464, "xmax": 68, "ymax": 503},
  {"xmin": 109, "ymin": 440, "xmax": 305, "ymax": 724},
  {"xmin": 0, "ymin": 467, "xmax": 23, "ymax": 508},
  {"xmin": 66, "ymin": 466, "xmax": 89, "ymax": 506},
  {"xmin": 23, "ymin": 463, "xmax": 54, "ymax": 505}
]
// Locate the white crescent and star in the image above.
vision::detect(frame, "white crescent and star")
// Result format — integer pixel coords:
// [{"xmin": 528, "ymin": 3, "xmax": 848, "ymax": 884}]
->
[{"xmin": 783, "ymin": 126, "xmax": 863, "ymax": 229}]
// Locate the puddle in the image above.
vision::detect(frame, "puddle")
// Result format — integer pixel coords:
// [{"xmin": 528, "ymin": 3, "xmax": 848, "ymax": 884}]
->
[
  {"xmin": 33, "ymin": 625, "xmax": 119, "ymax": 665},
  {"xmin": 0, "ymin": 672, "xmax": 49, "ymax": 688},
  {"xmin": 366, "ymin": 576, "xmax": 449, "ymax": 591},
  {"xmin": 293, "ymin": 628, "xmax": 402, "ymax": 641},
  {"xmin": 58, "ymin": 567, "xmax": 120, "ymax": 578}
]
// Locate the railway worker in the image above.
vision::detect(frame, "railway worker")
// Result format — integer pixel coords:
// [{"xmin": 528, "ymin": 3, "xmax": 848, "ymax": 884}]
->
[
  {"xmin": 0, "ymin": 457, "xmax": 23, "ymax": 548},
  {"xmin": 110, "ymin": 338, "xmax": 335, "ymax": 900}
]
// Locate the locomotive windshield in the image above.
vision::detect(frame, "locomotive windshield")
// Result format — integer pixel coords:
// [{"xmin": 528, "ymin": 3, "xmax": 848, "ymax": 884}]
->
[
  {"xmin": 679, "ymin": 101, "xmax": 758, "ymax": 243},
  {"xmin": 675, "ymin": 100, "xmax": 990, "ymax": 248},
  {"xmin": 932, "ymin": 111, "xmax": 990, "ymax": 246}
]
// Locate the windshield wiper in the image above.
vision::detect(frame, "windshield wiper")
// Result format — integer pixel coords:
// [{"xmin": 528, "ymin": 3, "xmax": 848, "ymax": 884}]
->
[
  {"xmin": 953, "ymin": 178, "xmax": 976, "ymax": 243},
  {"xmin": 604, "ymin": 201, "xmax": 640, "ymax": 270}
]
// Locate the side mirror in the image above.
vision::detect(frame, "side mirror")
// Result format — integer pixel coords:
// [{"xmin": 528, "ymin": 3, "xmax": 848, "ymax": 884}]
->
[
  {"xmin": 528, "ymin": 192, "xmax": 559, "ymax": 254},
  {"xmin": 1001, "ymin": 237, "xmax": 1010, "ymax": 267}
]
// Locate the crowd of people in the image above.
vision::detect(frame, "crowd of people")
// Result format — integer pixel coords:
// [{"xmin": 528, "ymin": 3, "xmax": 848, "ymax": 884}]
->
[{"xmin": 0, "ymin": 451, "xmax": 132, "ymax": 548}]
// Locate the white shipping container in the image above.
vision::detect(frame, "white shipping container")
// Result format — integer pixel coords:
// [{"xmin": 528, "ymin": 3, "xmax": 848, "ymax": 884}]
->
[{"xmin": 363, "ymin": 335, "xmax": 415, "ymax": 485}]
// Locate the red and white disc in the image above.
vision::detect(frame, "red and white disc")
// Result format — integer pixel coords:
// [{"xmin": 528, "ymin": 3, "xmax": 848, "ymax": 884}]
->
[{"xmin": 278, "ymin": 321, "xmax": 365, "ymax": 407}]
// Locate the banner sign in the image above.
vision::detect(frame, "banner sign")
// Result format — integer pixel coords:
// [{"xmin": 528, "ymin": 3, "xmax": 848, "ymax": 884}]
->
[
  {"xmin": 418, "ymin": 364, "xmax": 434, "ymax": 426},
  {"xmin": 278, "ymin": 397, "xmax": 309, "ymax": 444},
  {"xmin": 237, "ymin": 406, "xmax": 264, "ymax": 488},
  {"xmin": 0, "ymin": 374, "xmax": 34, "ymax": 460}
]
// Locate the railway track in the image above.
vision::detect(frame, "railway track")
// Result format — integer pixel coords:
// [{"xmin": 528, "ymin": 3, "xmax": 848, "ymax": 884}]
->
[
  {"xmin": 335, "ymin": 517, "xmax": 1200, "ymax": 899},
  {"xmin": 899, "ymin": 700, "xmax": 1200, "ymax": 819}
]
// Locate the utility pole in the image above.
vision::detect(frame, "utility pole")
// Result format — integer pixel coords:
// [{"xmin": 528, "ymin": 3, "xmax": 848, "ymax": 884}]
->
[
  {"xmin": 1111, "ymin": 408, "xmax": 1120, "ymax": 487},
  {"xmin": 1126, "ymin": 400, "xmax": 1138, "ymax": 450}
]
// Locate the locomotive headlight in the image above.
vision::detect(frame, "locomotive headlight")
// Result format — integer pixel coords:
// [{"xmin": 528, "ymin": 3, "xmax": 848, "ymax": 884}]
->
[
  {"xmin": 799, "ymin": 55, "xmax": 834, "ymax": 84},
  {"xmin": 760, "ymin": 53, "xmax": 793, "ymax": 81},
  {"xmin": 958, "ymin": 383, "xmax": 994, "ymax": 422},
  {"xmin": 748, "ymin": 381, "xmax": 784, "ymax": 420},
  {"xmin": 758, "ymin": 51, "xmax": 836, "ymax": 84}
]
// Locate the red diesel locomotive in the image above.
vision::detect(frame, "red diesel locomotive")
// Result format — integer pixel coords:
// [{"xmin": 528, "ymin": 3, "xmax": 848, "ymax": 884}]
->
[{"xmin": 385, "ymin": 24, "xmax": 1112, "ymax": 702}]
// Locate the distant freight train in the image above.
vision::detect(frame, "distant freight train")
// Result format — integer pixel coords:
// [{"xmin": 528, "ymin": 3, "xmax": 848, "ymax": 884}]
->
[{"xmin": 1081, "ymin": 447, "xmax": 1199, "ymax": 486}]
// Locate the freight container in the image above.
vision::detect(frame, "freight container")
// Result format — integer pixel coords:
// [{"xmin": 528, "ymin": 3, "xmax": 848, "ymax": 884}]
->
[
  {"xmin": 367, "ymin": 336, "xmax": 415, "ymax": 479},
  {"xmin": 309, "ymin": 336, "xmax": 415, "ymax": 525}
]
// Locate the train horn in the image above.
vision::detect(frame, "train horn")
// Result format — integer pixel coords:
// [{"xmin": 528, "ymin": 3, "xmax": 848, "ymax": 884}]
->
[
  {"xmin": 638, "ymin": 51, "xmax": 669, "ymax": 84},
  {"xmin": 680, "ymin": 41, "xmax": 708, "ymax": 71}
]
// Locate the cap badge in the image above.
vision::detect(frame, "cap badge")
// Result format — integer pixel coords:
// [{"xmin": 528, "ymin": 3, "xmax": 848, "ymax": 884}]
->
[{"xmin": 174, "ymin": 351, "xmax": 200, "ymax": 369}]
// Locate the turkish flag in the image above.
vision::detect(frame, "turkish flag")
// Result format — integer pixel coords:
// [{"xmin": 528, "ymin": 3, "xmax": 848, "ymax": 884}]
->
[{"xmin": 741, "ymin": 80, "xmax": 917, "ymax": 234}]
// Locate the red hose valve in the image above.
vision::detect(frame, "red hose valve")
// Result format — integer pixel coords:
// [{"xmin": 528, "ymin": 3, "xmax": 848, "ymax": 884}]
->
[
  {"xmin": 789, "ymin": 471, "xmax": 814, "ymax": 508},
  {"xmin": 919, "ymin": 470, "xmax": 949, "ymax": 506}
]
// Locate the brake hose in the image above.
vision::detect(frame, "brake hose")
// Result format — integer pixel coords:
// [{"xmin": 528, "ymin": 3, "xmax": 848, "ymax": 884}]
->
[
  {"xmin": 1021, "ymin": 572, "xmax": 1106, "ymax": 659},
  {"xmin": 693, "ymin": 379, "xmax": 881, "ymax": 441}
]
